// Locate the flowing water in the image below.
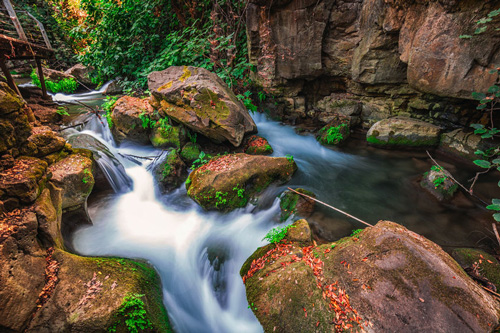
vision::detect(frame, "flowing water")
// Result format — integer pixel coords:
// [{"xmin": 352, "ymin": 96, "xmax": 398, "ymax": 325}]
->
[{"xmin": 61, "ymin": 92, "xmax": 498, "ymax": 332}]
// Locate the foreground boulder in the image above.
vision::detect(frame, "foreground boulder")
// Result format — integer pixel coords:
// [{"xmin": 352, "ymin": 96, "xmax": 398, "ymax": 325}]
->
[
  {"xmin": 110, "ymin": 96, "xmax": 154, "ymax": 144},
  {"xmin": 241, "ymin": 220, "xmax": 500, "ymax": 332},
  {"xmin": 367, "ymin": 117, "xmax": 441, "ymax": 147},
  {"xmin": 148, "ymin": 66, "xmax": 257, "ymax": 147},
  {"xmin": 186, "ymin": 153, "xmax": 297, "ymax": 211},
  {"xmin": 48, "ymin": 151, "xmax": 94, "ymax": 210}
]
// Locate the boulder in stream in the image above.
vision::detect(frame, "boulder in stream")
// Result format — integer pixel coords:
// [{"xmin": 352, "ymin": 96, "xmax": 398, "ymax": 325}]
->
[
  {"xmin": 110, "ymin": 96, "xmax": 154, "ymax": 144},
  {"xmin": 186, "ymin": 153, "xmax": 297, "ymax": 211},
  {"xmin": 48, "ymin": 151, "xmax": 95, "ymax": 210},
  {"xmin": 279, "ymin": 188, "xmax": 316, "ymax": 221},
  {"xmin": 244, "ymin": 135, "xmax": 273, "ymax": 155},
  {"xmin": 317, "ymin": 114, "xmax": 350, "ymax": 146},
  {"xmin": 148, "ymin": 66, "xmax": 257, "ymax": 147},
  {"xmin": 241, "ymin": 220, "xmax": 500, "ymax": 332},
  {"xmin": 154, "ymin": 149, "xmax": 188, "ymax": 193},
  {"xmin": 367, "ymin": 117, "xmax": 441, "ymax": 148},
  {"xmin": 64, "ymin": 63, "xmax": 95, "ymax": 87},
  {"xmin": 420, "ymin": 165, "xmax": 458, "ymax": 201}
]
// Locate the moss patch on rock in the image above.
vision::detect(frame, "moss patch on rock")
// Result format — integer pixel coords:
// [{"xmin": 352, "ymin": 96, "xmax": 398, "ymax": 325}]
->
[
  {"xmin": 279, "ymin": 188, "xmax": 316, "ymax": 221},
  {"xmin": 154, "ymin": 149, "xmax": 187, "ymax": 193},
  {"xmin": 244, "ymin": 135, "xmax": 273, "ymax": 155},
  {"xmin": 452, "ymin": 248, "xmax": 500, "ymax": 290},
  {"xmin": 180, "ymin": 142, "xmax": 202, "ymax": 165}
]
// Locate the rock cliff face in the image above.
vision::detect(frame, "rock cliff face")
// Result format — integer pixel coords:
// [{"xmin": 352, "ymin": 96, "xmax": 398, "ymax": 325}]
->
[{"xmin": 247, "ymin": 0, "xmax": 500, "ymax": 128}]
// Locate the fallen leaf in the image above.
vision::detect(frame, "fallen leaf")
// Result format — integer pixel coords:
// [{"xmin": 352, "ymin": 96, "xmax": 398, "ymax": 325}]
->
[{"xmin": 419, "ymin": 298, "xmax": 425, "ymax": 303}]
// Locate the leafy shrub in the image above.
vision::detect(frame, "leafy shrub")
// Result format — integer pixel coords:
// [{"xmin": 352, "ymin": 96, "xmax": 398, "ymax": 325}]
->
[
  {"xmin": 108, "ymin": 293, "xmax": 152, "ymax": 333},
  {"xmin": 101, "ymin": 96, "xmax": 118, "ymax": 128},
  {"xmin": 262, "ymin": 224, "xmax": 295, "ymax": 244},
  {"xmin": 31, "ymin": 69, "xmax": 78, "ymax": 94}
]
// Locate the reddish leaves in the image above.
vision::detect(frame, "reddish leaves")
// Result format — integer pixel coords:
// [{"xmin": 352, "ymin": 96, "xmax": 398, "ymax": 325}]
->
[{"xmin": 35, "ymin": 247, "xmax": 60, "ymax": 310}]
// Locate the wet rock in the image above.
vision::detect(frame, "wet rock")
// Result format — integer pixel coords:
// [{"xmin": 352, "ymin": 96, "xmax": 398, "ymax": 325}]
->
[
  {"xmin": 42, "ymin": 68, "xmax": 74, "ymax": 82},
  {"xmin": 367, "ymin": 117, "xmax": 441, "ymax": 147},
  {"xmin": 64, "ymin": 63, "xmax": 95, "ymax": 87},
  {"xmin": 148, "ymin": 66, "xmax": 257, "ymax": 147},
  {"xmin": 452, "ymin": 248, "xmax": 500, "ymax": 291},
  {"xmin": 244, "ymin": 135, "xmax": 273, "ymax": 155},
  {"xmin": 30, "ymin": 104, "xmax": 63, "ymax": 125},
  {"xmin": 241, "ymin": 220, "xmax": 500, "ymax": 332},
  {"xmin": 284, "ymin": 219, "xmax": 313, "ymax": 247},
  {"xmin": 26, "ymin": 250, "xmax": 171, "ymax": 333},
  {"xmin": 420, "ymin": 165, "xmax": 458, "ymax": 201},
  {"xmin": 103, "ymin": 80, "xmax": 123, "ymax": 95},
  {"xmin": 48, "ymin": 152, "xmax": 94, "ymax": 209},
  {"xmin": 180, "ymin": 142, "xmax": 202, "ymax": 165},
  {"xmin": 0, "ymin": 157, "xmax": 48, "ymax": 203},
  {"xmin": 279, "ymin": 188, "xmax": 316, "ymax": 222},
  {"xmin": 23, "ymin": 126, "xmax": 67, "ymax": 158},
  {"xmin": 0, "ymin": 82, "xmax": 24, "ymax": 115},
  {"xmin": 186, "ymin": 153, "xmax": 297, "ymax": 211},
  {"xmin": 110, "ymin": 96, "xmax": 154, "ymax": 144},
  {"xmin": 150, "ymin": 124, "xmax": 186, "ymax": 149},
  {"xmin": 316, "ymin": 95, "xmax": 362, "ymax": 126},
  {"xmin": 154, "ymin": 150, "xmax": 187, "ymax": 193},
  {"xmin": 440, "ymin": 129, "xmax": 490, "ymax": 160},
  {"xmin": 317, "ymin": 115, "xmax": 350, "ymax": 146},
  {"xmin": 34, "ymin": 184, "xmax": 63, "ymax": 248}
]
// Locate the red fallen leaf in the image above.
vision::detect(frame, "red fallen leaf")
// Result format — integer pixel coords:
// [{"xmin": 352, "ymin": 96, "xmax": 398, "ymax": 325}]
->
[
  {"xmin": 479, "ymin": 259, "xmax": 483, "ymax": 264},
  {"xmin": 362, "ymin": 257, "xmax": 368, "ymax": 262},
  {"xmin": 316, "ymin": 321, "xmax": 320, "ymax": 327},
  {"xmin": 487, "ymin": 260, "xmax": 493, "ymax": 264},
  {"xmin": 352, "ymin": 279, "xmax": 359, "ymax": 282},
  {"xmin": 419, "ymin": 298, "xmax": 425, "ymax": 302},
  {"xmin": 453, "ymin": 276, "xmax": 456, "ymax": 279},
  {"xmin": 303, "ymin": 307, "xmax": 307, "ymax": 317},
  {"xmin": 480, "ymin": 254, "xmax": 484, "ymax": 259}
]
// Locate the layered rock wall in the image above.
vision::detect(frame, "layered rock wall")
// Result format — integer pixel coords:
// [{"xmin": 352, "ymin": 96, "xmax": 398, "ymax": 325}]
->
[{"xmin": 247, "ymin": 0, "xmax": 500, "ymax": 128}]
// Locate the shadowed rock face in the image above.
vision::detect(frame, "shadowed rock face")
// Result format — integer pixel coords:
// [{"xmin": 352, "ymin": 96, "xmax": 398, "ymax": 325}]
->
[
  {"xmin": 148, "ymin": 66, "xmax": 257, "ymax": 147},
  {"xmin": 247, "ymin": 0, "xmax": 500, "ymax": 127},
  {"xmin": 241, "ymin": 220, "xmax": 500, "ymax": 332}
]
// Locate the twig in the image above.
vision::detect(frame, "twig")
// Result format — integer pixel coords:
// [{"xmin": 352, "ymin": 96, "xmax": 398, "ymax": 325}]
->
[
  {"xmin": 60, "ymin": 121, "xmax": 89, "ymax": 130},
  {"xmin": 118, "ymin": 153, "xmax": 156, "ymax": 160},
  {"xmin": 287, "ymin": 187, "xmax": 373, "ymax": 227},
  {"xmin": 426, "ymin": 151, "xmax": 488, "ymax": 205},
  {"xmin": 480, "ymin": 285, "xmax": 500, "ymax": 301},
  {"xmin": 492, "ymin": 223, "xmax": 500, "ymax": 248}
]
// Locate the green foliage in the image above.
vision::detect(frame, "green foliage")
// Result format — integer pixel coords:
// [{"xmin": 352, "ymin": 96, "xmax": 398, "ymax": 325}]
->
[
  {"xmin": 138, "ymin": 112, "xmax": 155, "ymax": 129},
  {"xmin": 236, "ymin": 91, "xmax": 257, "ymax": 113},
  {"xmin": 350, "ymin": 229, "xmax": 363, "ymax": 237},
  {"xmin": 75, "ymin": 0, "xmax": 251, "ymax": 91},
  {"xmin": 248, "ymin": 302, "xmax": 258, "ymax": 311},
  {"xmin": 215, "ymin": 191, "xmax": 228, "ymax": 208},
  {"xmin": 319, "ymin": 124, "xmax": 347, "ymax": 145},
  {"xmin": 285, "ymin": 154, "xmax": 294, "ymax": 163},
  {"xmin": 187, "ymin": 131, "xmax": 197, "ymax": 144},
  {"xmin": 30, "ymin": 69, "xmax": 78, "ymax": 94},
  {"xmin": 157, "ymin": 117, "xmax": 172, "ymax": 133},
  {"xmin": 56, "ymin": 107, "xmax": 70, "ymax": 116},
  {"xmin": 82, "ymin": 169, "xmax": 91, "ymax": 184},
  {"xmin": 108, "ymin": 293, "xmax": 152, "ymax": 333},
  {"xmin": 262, "ymin": 224, "xmax": 295, "ymax": 244},
  {"xmin": 191, "ymin": 151, "xmax": 209, "ymax": 169},
  {"xmin": 430, "ymin": 165, "xmax": 447, "ymax": 188},
  {"xmin": 102, "ymin": 96, "xmax": 118, "ymax": 128},
  {"xmin": 233, "ymin": 185, "xmax": 245, "ymax": 198}
]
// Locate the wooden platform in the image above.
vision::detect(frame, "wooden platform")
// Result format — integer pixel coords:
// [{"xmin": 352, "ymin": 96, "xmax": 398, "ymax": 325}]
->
[{"xmin": 0, "ymin": 34, "xmax": 54, "ymax": 60}]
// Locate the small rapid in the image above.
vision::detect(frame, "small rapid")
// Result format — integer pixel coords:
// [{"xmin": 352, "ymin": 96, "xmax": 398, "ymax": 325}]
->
[{"xmin": 69, "ymin": 105, "xmax": 495, "ymax": 332}]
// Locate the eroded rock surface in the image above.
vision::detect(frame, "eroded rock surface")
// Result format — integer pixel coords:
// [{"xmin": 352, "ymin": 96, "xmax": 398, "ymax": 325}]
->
[
  {"xmin": 242, "ymin": 220, "xmax": 500, "ymax": 332},
  {"xmin": 148, "ymin": 66, "xmax": 257, "ymax": 147},
  {"xmin": 111, "ymin": 96, "xmax": 154, "ymax": 144},
  {"xmin": 367, "ymin": 117, "xmax": 441, "ymax": 147}
]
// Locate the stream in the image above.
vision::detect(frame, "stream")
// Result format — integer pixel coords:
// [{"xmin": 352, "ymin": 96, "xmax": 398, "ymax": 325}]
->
[{"xmin": 59, "ymin": 91, "xmax": 498, "ymax": 332}]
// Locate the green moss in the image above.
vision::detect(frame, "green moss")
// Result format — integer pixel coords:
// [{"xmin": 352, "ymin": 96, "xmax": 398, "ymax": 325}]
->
[
  {"xmin": 150, "ymin": 125, "xmax": 182, "ymax": 149},
  {"xmin": 367, "ymin": 134, "xmax": 438, "ymax": 147},
  {"xmin": 180, "ymin": 142, "xmax": 202, "ymax": 164},
  {"xmin": 452, "ymin": 248, "xmax": 500, "ymax": 288},
  {"xmin": 279, "ymin": 188, "xmax": 315, "ymax": 221}
]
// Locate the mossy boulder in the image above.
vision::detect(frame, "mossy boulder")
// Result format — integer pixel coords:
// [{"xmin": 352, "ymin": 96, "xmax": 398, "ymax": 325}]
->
[
  {"xmin": 150, "ymin": 124, "xmax": 185, "ymax": 149},
  {"xmin": 154, "ymin": 150, "xmax": 188, "ymax": 193},
  {"xmin": 34, "ymin": 184, "xmax": 63, "ymax": 248},
  {"xmin": 317, "ymin": 114, "xmax": 350, "ymax": 146},
  {"xmin": 244, "ymin": 135, "xmax": 273, "ymax": 155},
  {"xmin": 0, "ymin": 156, "xmax": 48, "ymax": 203},
  {"xmin": 241, "ymin": 221, "xmax": 500, "ymax": 332},
  {"xmin": 26, "ymin": 250, "xmax": 172, "ymax": 332},
  {"xmin": 420, "ymin": 165, "xmax": 458, "ymax": 201},
  {"xmin": 180, "ymin": 142, "xmax": 202, "ymax": 165},
  {"xmin": 148, "ymin": 66, "xmax": 257, "ymax": 147},
  {"xmin": 110, "ymin": 96, "xmax": 154, "ymax": 144},
  {"xmin": 452, "ymin": 248, "xmax": 500, "ymax": 291},
  {"xmin": 279, "ymin": 188, "xmax": 316, "ymax": 221},
  {"xmin": 22, "ymin": 126, "xmax": 67, "ymax": 158},
  {"xmin": 186, "ymin": 153, "xmax": 297, "ymax": 211},
  {"xmin": 367, "ymin": 117, "xmax": 441, "ymax": 148},
  {"xmin": 48, "ymin": 152, "xmax": 94, "ymax": 209}
]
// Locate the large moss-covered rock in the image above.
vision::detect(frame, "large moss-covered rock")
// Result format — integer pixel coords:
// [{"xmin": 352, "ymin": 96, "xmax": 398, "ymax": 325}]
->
[
  {"xmin": 34, "ymin": 184, "xmax": 63, "ymax": 248},
  {"xmin": 0, "ymin": 156, "xmax": 48, "ymax": 203},
  {"xmin": 23, "ymin": 126, "xmax": 67, "ymax": 158},
  {"xmin": 242, "ymin": 220, "xmax": 500, "ymax": 332},
  {"xmin": 110, "ymin": 96, "xmax": 154, "ymax": 144},
  {"xmin": 186, "ymin": 153, "xmax": 297, "ymax": 211},
  {"xmin": 154, "ymin": 150, "xmax": 187, "ymax": 193},
  {"xmin": 180, "ymin": 142, "xmax": 202, "ymax": 165},
  {"xmin": 48, "ymin": 152, "xmax": 94, "ymax": 209},
  {"xmin": 26, "ymin": 250, "xmax": 171, "ymax": 333},
  {"xmin": 148, "ymin": 66, "xmax": 257, "ymax": 147},
  {"xmin": 367, "ymin": 117, "xmax": 441, "ymax": 147}
]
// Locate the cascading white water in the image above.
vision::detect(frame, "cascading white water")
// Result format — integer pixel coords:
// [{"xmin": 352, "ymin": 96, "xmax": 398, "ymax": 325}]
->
[{"xmin": 71, "ymin": 107, "xmax": 494, "ymax": 332}]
